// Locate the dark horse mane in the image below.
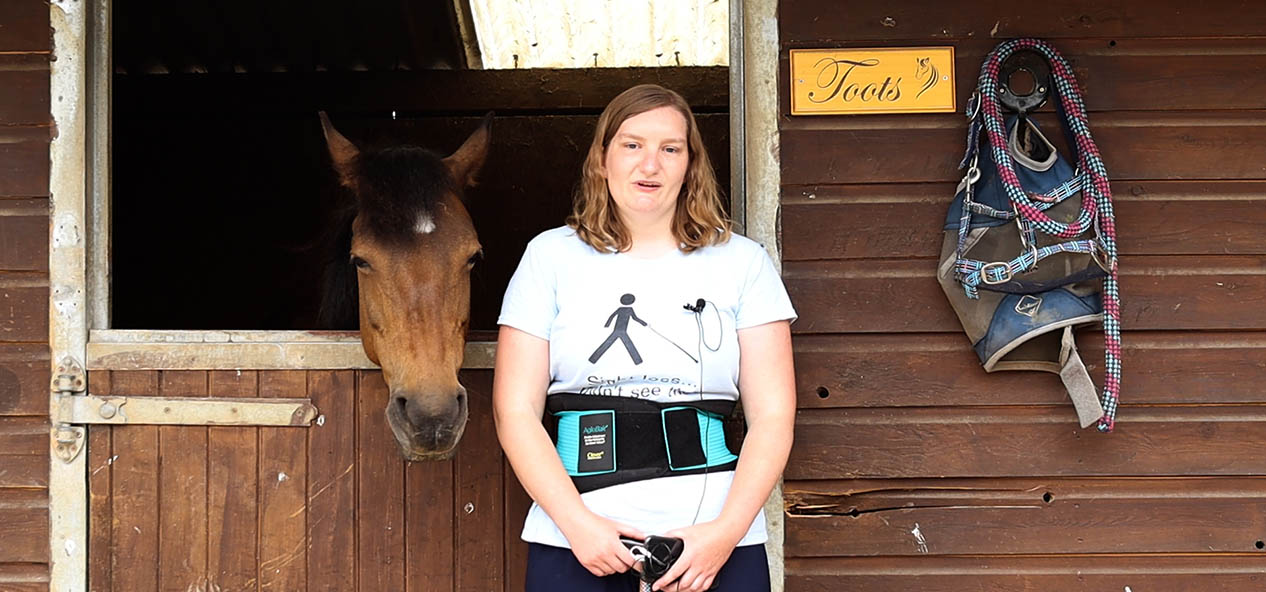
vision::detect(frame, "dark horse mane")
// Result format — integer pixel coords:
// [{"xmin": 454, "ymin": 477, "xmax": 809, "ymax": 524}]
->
[{"xmin": 316, "ymin": 144, "xmax": 459, "ymax": 329}]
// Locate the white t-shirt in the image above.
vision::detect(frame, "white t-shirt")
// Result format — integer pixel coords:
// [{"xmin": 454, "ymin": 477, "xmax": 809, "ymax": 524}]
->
[{"xmin": 498, "ymin": 225, "xmax": 796, "ymax": 548}]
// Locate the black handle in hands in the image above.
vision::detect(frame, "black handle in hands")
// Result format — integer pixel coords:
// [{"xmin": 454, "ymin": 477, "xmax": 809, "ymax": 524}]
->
[{"xmin": 640, "ymin": 535, "xmax": 684, "ymax": 583}]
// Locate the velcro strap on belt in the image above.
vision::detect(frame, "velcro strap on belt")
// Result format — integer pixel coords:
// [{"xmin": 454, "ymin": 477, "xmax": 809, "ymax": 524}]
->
[{"xmin": 546, "ymin": 393, "xmax": 739, "ymax": 493}]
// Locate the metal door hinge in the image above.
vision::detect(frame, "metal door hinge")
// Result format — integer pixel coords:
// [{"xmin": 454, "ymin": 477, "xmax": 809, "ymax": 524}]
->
[
  {"xmin": 51, "ymin": 356, "xmax": 87, "ymax": 395},
  {"xmin": 51, "ymin": 356, "xmax": 87, "ymax": 463},
  {"xmin": 54, "ymin": 424, "xmax": 86, "ymax": 463}
]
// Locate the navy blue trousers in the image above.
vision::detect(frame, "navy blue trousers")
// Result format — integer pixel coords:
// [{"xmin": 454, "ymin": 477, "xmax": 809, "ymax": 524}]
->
[{"xmin": 525, "ymin": 542, "xmax": 769, "ymax": 592}]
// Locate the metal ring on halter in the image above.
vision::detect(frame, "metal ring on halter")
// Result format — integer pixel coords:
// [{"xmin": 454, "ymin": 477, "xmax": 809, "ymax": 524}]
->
[
  {"xmin": 966, "ymin": 90, "xmax": 981, "ymax": 120},
  {"xmin": 1090, "ymin": 241, "xmax": 1112, "ymax": 272},
  {"xmin": 957, "ymin": 155, "xmax": 982, "ymax": 200},
  {"xmin": 959, "ymin": 166, "xmax": 981, "ymax": 196}
]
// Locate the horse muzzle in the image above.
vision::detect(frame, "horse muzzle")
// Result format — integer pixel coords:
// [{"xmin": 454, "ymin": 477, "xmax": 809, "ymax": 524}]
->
[{"xmin": 385, "ymin": 386, "xmax": 469, "ymax": 461}]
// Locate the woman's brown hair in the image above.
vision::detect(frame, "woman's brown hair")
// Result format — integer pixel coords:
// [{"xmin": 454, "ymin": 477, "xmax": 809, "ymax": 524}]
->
[{"xmin": 567, "ymin": 84, "xmax": 731, "ymax": 253}]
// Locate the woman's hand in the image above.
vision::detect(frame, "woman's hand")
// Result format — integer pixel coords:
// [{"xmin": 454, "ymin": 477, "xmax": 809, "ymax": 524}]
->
[
  {"xmin": 558, "ymin": 509, "xmax": 645, "ymax": 578},
  {"xmin": 496, "ymin": 327, "xmax": 640, "ymax": 576},
  {"xmin": 648, "ymin": 320, "xmax": 793, "ymax": 590},
  {"xmin": 652, "ymin": 520, "xmax": 744, "ymax": 591}
]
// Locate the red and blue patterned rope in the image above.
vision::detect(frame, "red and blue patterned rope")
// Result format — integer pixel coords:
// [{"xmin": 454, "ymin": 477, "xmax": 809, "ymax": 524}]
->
[{"xmin": 973, "ymin": 38, "xmax": 1122, "ymax": 432}]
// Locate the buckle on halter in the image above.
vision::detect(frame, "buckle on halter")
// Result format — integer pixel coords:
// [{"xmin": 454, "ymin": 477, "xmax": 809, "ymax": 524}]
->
[{"xmin": 980, "ymin": 262, "xmax": 1013, "ymax": 285}]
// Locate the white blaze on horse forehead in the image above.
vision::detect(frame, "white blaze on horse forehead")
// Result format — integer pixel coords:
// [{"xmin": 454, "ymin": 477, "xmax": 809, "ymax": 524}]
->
[{"xmin": 414, "ymin": 213, "xmax": 436, "ymax": 234}]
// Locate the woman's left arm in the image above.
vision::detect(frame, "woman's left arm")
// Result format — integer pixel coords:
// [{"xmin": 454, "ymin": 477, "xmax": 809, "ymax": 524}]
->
[{"xmin": 659, "ymin": 319, "xmax": 795, "ymax": 592}]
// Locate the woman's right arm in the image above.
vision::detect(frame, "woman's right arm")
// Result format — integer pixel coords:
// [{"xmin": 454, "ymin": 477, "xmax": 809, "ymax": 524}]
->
[{"xmin": 492, "ymin": 325, "xmax": 644, "ymax": 576}]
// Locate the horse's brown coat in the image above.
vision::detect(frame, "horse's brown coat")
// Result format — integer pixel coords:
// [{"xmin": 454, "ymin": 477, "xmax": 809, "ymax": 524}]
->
[{"xmin": 321, "ymin": 113, "xmax": 489, "ymax": 460}]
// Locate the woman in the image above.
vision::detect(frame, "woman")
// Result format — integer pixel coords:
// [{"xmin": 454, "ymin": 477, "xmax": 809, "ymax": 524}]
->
[{"xmin": 494, "ymin": 84, "xmax": 795, "ymax": 592}]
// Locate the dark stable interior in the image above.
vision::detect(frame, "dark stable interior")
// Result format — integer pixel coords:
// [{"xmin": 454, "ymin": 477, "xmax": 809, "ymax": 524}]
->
[{"xmin": 111, "ymin": 1, "xmax": 729, "ymax": 332}]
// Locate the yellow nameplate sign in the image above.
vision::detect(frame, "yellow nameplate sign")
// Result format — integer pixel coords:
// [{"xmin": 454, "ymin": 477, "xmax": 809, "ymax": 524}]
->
[{"xmin": 790, "ymin": 47, "xmax": 956, "ymax": 115}]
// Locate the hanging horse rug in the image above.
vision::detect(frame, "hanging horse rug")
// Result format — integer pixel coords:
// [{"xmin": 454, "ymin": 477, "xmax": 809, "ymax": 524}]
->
[{"xmin": 937, "ymin": 38, "xmax": 1122, "ymax": 432}]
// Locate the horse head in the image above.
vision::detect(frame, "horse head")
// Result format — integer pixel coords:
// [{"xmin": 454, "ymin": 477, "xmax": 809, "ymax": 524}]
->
[{"xmin": 319, "ymin": 113, "xmax": 489, "ymax": 461}]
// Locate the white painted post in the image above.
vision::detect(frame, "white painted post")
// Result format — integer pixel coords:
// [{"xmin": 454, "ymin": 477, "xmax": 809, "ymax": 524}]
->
[
  {"xmin": 49, "ymin": 0, "xmax": 90, "ymax": 589},
  {"xmin": 741, "ymin": 0, "xmax": 785, "ymax": 590}
]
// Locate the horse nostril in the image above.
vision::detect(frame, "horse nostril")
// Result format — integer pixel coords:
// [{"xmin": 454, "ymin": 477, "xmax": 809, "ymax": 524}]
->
[{"xmin": 393, "ymin": 396, "xmax": 409, "ymax": 417}]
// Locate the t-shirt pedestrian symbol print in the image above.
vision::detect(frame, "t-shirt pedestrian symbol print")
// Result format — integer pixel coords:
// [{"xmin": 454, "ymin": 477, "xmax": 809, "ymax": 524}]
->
[{"xmin": 589, "ymin": 293, "xmax": 647, "ymax": 365}]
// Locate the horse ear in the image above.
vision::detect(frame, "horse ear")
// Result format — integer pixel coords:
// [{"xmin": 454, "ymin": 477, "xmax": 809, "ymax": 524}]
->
[
  {"xmin": 320, "ymin": 111, "xmax": 359, "ymax": 188},
  {"xmin": 444, "ymin": 112, "xmax": 492, "ymax": 189}
]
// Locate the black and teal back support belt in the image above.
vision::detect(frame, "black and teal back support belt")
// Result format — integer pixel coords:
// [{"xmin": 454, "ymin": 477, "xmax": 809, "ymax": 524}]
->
[{"xmin": 545, "ymin": 393, "xmax": 739, "ymax": 493}]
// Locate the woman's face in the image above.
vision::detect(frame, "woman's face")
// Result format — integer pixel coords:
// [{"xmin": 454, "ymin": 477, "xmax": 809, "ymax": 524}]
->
[{"xmin": 602, "ymin": 106, "xmax": 690, "ymax": 228}]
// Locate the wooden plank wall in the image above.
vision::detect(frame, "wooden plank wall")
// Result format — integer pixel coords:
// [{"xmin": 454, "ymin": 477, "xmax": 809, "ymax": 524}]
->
[
  {"xmin": 0, "ymin": 1, "xmax": 51, "ymax": 590},
  {"xmin": 777, "ymin": 1, "xmax": 1266, "ymax": 590},
  {"xmin": 86, "ymin": 369, "xmax": 532, "ymax": 592}
]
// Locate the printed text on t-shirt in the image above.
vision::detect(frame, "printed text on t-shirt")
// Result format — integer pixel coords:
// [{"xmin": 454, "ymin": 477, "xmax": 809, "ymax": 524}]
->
[{"xmin": 578, "ymin": 375, "xmax": 698, "ymax": 398}]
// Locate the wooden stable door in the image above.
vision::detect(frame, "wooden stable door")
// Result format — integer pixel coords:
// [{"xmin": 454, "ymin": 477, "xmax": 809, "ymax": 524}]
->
[{"xmin": 85, "ymin": 369, "xmax": 532, "ymax": 592}]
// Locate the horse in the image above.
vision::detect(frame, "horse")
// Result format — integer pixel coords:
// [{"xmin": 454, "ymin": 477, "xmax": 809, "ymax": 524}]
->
[{"xmin": 317, "ymin": 112, "xmax": 489, "ymax": 461}]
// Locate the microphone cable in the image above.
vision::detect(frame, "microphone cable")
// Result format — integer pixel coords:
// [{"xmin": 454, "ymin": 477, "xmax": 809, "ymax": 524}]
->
[{"xmin": 687, "ymin": 298, "xmax": 722, "ymax": 526}]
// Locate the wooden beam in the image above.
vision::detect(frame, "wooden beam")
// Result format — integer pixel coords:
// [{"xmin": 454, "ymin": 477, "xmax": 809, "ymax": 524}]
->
[
  {"xmin": 113, "ymin": 67, "xmax": 730, "ymax": 116},
  {"xmin": 86, "ymin": 330, "xmax": 497, "ymax": 370},
  {"xmin": 58, "ymin": 395, "xmax": 317, "ymax": 426}
]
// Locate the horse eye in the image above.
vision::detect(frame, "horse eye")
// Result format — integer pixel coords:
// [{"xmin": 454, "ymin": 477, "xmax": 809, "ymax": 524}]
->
[
  {"xmin": 466, "ymin": 250, "xmax": 484, "ymax": 268},
  {"xmin": 350, "ymin": 255, "xmax": 371, "ymax": 271}
]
